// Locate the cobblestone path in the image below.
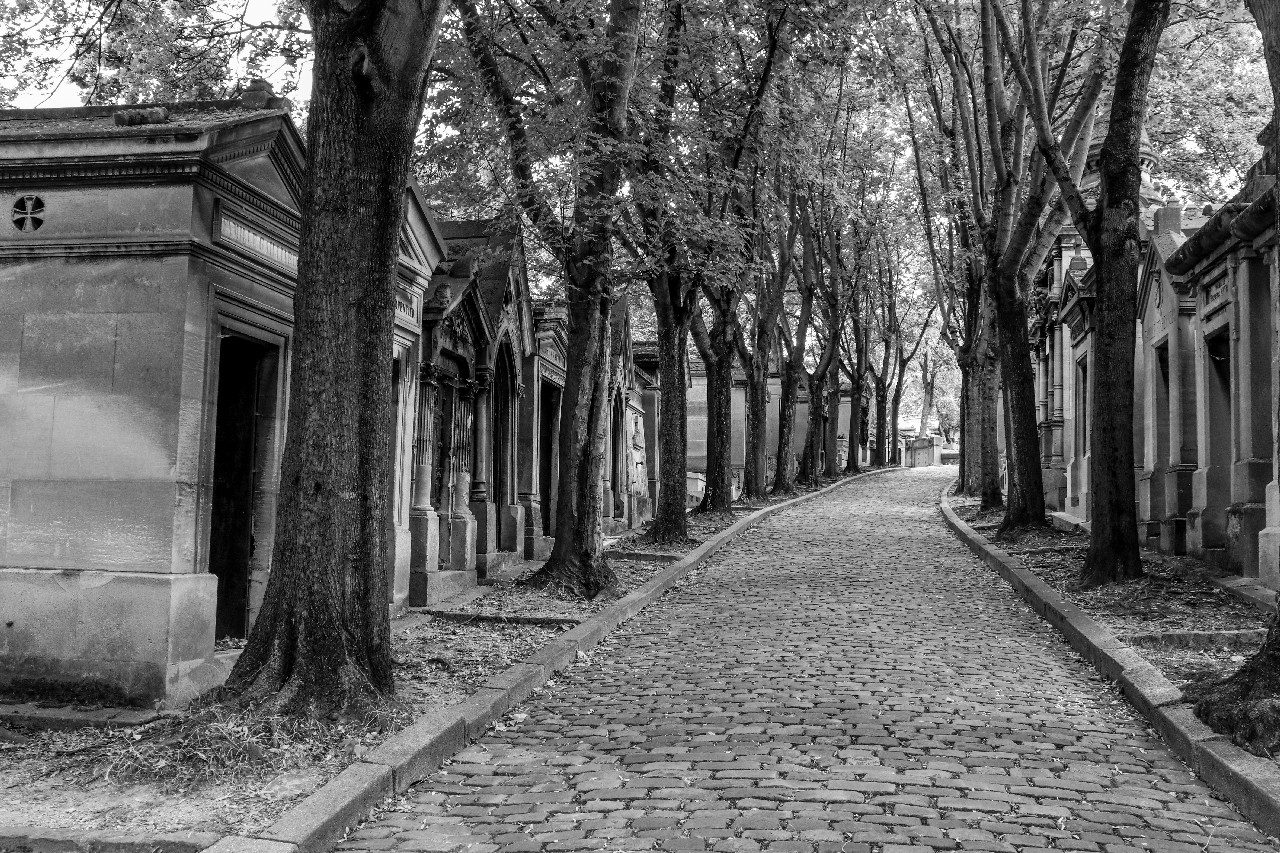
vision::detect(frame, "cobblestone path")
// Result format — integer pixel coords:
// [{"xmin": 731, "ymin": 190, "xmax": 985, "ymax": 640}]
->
[{"xmin": 353, "ymin": 468, "xmax": 1275, "ymax": 853}]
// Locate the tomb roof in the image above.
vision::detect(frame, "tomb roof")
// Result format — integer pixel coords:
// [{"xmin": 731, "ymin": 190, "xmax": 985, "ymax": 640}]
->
[{"xmin": 0, "ymin": 96, "xmax": 290, "ymax": 142}]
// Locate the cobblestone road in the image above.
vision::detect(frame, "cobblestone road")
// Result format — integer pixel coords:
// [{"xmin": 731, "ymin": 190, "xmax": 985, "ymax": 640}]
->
[{"xmin": 352, "ymin": 468, "xmax": 1276, "ymax": 853}]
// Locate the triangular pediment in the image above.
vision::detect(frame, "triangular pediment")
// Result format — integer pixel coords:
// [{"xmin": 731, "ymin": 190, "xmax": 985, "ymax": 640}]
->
[{"xmin": 206, "ymin": 115, "xmax": 305, "ymax": 211}]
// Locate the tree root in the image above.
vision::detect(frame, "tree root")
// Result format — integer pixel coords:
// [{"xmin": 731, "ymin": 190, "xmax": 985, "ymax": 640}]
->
[{"xmin": 1189, "ymin": 664, "xmax": 1280, "ymax": 757}]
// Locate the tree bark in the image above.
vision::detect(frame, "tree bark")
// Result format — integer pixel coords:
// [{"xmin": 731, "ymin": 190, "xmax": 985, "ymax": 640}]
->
[
  {"xmin": 990, "ymin": 266, "xmax": 1045, "ymax": 528},
  {"xmin": 1079, "ymin": 0, "xmax": 1170, "ymax": 585},
  {"xmin": 694, "ymin": 309, "xmax": 736, "ymax": 512},
  {"xmin": 844, "ymin": 363, "xmax": 865, "ymax": 473},
  {"xmin": 645, "ymin": 271, "xmax": 693, "ymax": 543},
  {"xmin": 872, "ymin": 374, "xmax": 889, "ymax": 467},
  {"xmin": 773, "ymin": 357, "xmax": 800, "ymax": 493},
  {"xmin": 798, "ymin": 369, "xmax": 825, "ymax": 484},
  {"xmin": 226, "ymin": 0, "xmax": 446, "ymax": 717},
  {"xmin": 919, "ymin": 353, "xmax": 936, "ymax": 438},
  {"xmin": 743, "ymin": 357, "xmax": 770, "ymax": 499},
  {"xmin": 966, "ymin": 355, "xmax": 1004, "ymax": 508},
  {"xmin": 527, "ymin": 286, "xmax": 616, "ymax": 597}
]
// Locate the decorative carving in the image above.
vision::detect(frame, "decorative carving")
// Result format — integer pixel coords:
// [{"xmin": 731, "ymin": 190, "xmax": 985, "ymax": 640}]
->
[{"xmin": 11, "ymin": 195, "xmax": 43, "ymax": 232}]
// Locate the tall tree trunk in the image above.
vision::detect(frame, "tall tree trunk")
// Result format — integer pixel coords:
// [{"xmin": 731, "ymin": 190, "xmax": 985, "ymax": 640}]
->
[
  {"xmin": 1079, "ymin": 0, "xmax": 1171, "ymax": 586},
  {"xmin": 226, "ymin": 0, "xmax": 445, "ymax": 717},
  {"xmin": 873, "ymin": 377, "xmax": 889, "ymax": 467},
  {"xmin": 797, "ymin": 370, "xmax": 823, "ymax": 484},
  {"xmin": 527, "ymin": 284, "xmax": 616, "ymax": 597},
  {"xmin": 990, "ymin": 267, "xmax": 1045, "ymax": 528},
  {"xmin": 696, "ymin": 315, "xmax": 736, "ymax": 512},
  {"xmin": 744, "ymin": 362, "xmax": 770, "ymax": 499},
  {"xmin": 645, "ymin": 274, "xmax": 693, "ymax": 543},
  {"xmin": 845, "ymin": 370, "xmax": 863, "ymax": 474},
  {"xmin": 1190, "ymin": 0, "xmax": 1280, "ymax": 751},
  {"xmin": 773, "ymin": 359, "xmax": 800, "ymax": 493},
  {"xmin": 966, "ymin": 356, "xmax": 1004, "ymax": 508},
  {"xmin": 919, "ymin": 355, "xmax": 936, "ymax": 438},
  {"xmin": 823, "ymin": 361, "xmax": 841, "ymax": 477}
]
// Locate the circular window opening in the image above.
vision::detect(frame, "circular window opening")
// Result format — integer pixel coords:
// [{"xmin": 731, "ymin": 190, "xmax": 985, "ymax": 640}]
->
[{"xmin": 12, "ymin": 195, "xmax": 44, "ymax": 232}]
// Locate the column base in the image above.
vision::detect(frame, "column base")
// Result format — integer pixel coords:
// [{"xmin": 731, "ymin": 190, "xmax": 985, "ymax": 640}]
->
[
  {"xmin": 408, "ymin": 569, "xmax": 478, "ymax": 607},
  {"xmin": 469, "ymin": 500, "xmax": 497, "ymax": 580},
  {"xmin": 1160, "ymin": 515, "xmax": 1187, "ymax": 556},
  {"xmin": 1226, "ymin": 502, "xmax": 1268, "ymax": 578},
  {"xmin": 1042, "ymin": 465, "xmax": 1067, "ymax": 513},
  {"xmin": 498, "ymin": 503, "xmax": 524, "ymax": 553},
  {"xmin": 447, "ymin": 512, "xmax": 477, "ymax": 575},
  {"xmin": 407, "ymin": 508, "xmax": 440, "ymax": 607}
]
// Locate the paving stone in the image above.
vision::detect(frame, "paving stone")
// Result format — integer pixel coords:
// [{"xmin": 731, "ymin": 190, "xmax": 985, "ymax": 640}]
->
[{"xmin": 364, "ymin": 470, "xmax": 1275, "ymax": 852}]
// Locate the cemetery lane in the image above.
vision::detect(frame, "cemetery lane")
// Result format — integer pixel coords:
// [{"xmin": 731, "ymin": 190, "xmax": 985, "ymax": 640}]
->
[{"xmin": 351, "ymin": 467, "xmax": 1274, "ymax": 853}]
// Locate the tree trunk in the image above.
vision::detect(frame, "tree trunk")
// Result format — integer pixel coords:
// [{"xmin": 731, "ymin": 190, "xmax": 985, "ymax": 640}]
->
[
  {"xmin": 873, "ymin": 378, "xmax": 889, "ymax": 467},
  {"xmin": 1190, "ymin": 0, "xmax": 1280, "ymax": 749},
  {"xmin": 845, "ymin": 372, "xmax": 862, "ymax": 474},
  {"xmin": 526, "ymin": 285, "xmax": 616, "ymax": 597},
  {"xmin": 968, "ymin": 356, "xmax": 1004, "ymax": 508},
  {"xmin": 919, "ymin": 358, "xmax": 936, "ymax": 439},
  {"xmin": 773, "ymin": 358, "xmax": 800, "ymax": 493},
  {"xmin": 1079, "ymin": 0, "xmax": 1170, "ymax": 586},
  {"xmin": 645, "ymin": 274, "xmax": 693, "ymax": 543},
  {"xmin": 797, "ymin": 370, "xmax": 824, "ymax": 485},
  {"xmin": 890, "ymin": 372, "xmax": 907, "ymax": 466},
  {"xmin": 743, "ymin": 357, "xmax": 770, "ymax": 500},
  {"xmin": 698, "ymin": 317, "xmax": 736, "ymax": 512},
  {"xmin": 225, "ymin": 0, "xmax": 444, "ymax": 718},
  {"xmin": 957, "ymin": 366, "xmax": 969, "ymax": 492},
  {"xmin": 990, "ymin": 267, "xmax": 1045, "ymax": 529},
  {"xmin": 823, "ymin": 362, "xmax": 841, "ymax": 478}
]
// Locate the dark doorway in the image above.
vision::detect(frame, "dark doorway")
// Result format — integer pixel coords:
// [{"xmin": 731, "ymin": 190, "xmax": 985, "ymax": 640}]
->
[
  {"xmin": 540, "ymin": 381, "xmax": 561, "ymax": 535},
  {"xmin": 209, "ymin": 334, "xmax": 271, "ymax": 640}
]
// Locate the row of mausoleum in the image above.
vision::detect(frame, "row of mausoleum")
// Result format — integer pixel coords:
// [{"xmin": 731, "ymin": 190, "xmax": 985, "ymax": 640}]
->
[
  {"xmin": 1029, "ymin": 127, "xmax": 1279, "ymax": 589},
  {"xmin": 0, "ymin": 92, "xmax": 658, "ymax": 704}
]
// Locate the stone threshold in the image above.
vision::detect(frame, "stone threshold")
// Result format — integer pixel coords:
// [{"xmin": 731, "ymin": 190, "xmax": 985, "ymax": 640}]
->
[
  {"xmin": 940, "ymin": 485, "xmax": 1280, "ymax": 840},
  {"xmin": 1, "ymin": 470, "xmax": 888, "ymax": 853}
]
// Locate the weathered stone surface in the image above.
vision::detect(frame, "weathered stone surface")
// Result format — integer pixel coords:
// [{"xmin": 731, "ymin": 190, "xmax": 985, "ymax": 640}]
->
[{"xmin": 350, "ymin": 469, "xmax": 1275, "ymax": 852}]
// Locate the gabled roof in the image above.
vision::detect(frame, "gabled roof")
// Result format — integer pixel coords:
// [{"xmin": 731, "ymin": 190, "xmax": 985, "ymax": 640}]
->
[{"xmin": 438, "ymin": 216, "xmax": 535, "ymax": 358}]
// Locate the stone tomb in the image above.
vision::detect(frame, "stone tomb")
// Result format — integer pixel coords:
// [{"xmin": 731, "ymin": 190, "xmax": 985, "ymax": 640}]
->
[{"xmin": 0, "ymin": 96, "xmax": 445, "ymax": 703}]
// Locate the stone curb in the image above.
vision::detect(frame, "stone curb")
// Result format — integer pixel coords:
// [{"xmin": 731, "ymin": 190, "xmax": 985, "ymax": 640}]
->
[
  {"xmin": 0, "ymin": 469, "xmax": 886, "ymax": 853},
  {"xmin": 939, "ymin": 485, "xmax": 1280, "ymax": 838},
  {"xmin": 0, "ymin": 827, "xmax": 222, "ymax": 853}
]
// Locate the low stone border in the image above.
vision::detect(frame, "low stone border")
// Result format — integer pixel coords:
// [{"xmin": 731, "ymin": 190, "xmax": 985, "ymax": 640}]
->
[
  {"xmin": 939, "ymin": 485, "xmax": 1280, "ymax": 838},
  {"xmin": 0, "ymin": 470, "xmax": 882, "ymax": 853}
]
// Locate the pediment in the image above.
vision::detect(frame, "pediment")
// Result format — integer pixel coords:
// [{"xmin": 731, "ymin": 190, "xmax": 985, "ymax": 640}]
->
[{"xmin": 206, "ymin": 116, "xmax": 305, "ymax": 211}]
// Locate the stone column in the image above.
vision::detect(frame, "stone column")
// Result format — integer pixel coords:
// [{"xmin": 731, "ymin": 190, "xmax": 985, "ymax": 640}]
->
[
  {"xmin": 469, "ymin": 368, "xmax": 498, "ymax": 575},
  {"xmin": 408, "ymin": 365, "xmax": 440, "ymax": 606},
  {"xmin": 449, "ymin": 382, "xmax": 477, "ymax": 574},
  {"xmin": 1256, "ymin": 247, "xmax": 1280, "ymax": 587},
  {"xmin": 1043, "ymin": 323, "xmax": 1067, "ymax": 511},
  {"xmin": 517, "ymin": 357, "xmax": 544, "ymax": 559},
  {"xmin": 1228, "ymin": 251, "xmax": 1272, "ymax": 576}
]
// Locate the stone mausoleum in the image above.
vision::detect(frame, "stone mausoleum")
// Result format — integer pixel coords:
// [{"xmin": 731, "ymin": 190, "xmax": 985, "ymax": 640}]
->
[
  {"xmin": 1029, "ymin": 126, "xmax": 1279, "ymax": 589},
  {"xmin": 0, "ymin": 92, "xmax": 659, "ymax": 705}
]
